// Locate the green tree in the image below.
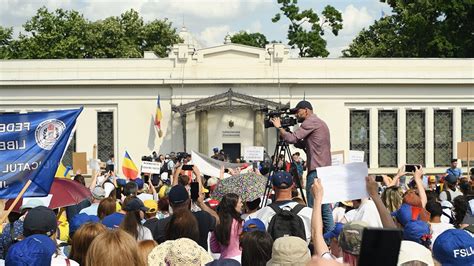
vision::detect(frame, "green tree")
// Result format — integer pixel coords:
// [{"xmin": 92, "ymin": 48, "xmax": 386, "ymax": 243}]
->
[
  {"xmin": 2, "ymin": 7, "xmax": 181, "ymax": 59},
  {"xmin": 230, "ymin": 31, "xmax": 269, "ymax": 48},
  {"xmin": 0, "ymin": 26, "xmax": 13, "ymax": 58},
  {"xmin": 272, "ymin": 0, "xmax": 342, "ymax": 57},
  {"xmin": 343, "ymin": 0, "xmax": 473, "ymax": 57}
]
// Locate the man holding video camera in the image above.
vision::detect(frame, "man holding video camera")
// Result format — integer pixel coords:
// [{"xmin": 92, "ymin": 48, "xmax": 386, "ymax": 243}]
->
[{"xmin": 270, "ymin": 100, "xmax": 334, "ymax": 232}]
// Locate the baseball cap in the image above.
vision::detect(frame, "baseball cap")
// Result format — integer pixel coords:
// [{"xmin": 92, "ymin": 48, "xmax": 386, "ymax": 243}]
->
[
  {"xmin": 403, "ymin": 220, "xmax": 431, "ymax": 246},
  {"xmin": 92, "ymin": 186, "xmax": 106, "ymax": 200},
  {"xmin": 433, "ymin": 229, "xmax": 474, "ymax": 265},
  {"xmin": 134, "ymin": 178, "xmax": 145, "ymax": 190},
  {"xmin": 290, "ymin": 100, "xmax": 313, "ymax": 114},
  {"xmin": 116, "ymin": 178, "xmax": 127, "ymax": 187},
  {"xmin": 168, "ymin": 185, "xmax": 189, "ymax": 205},
  {"xmin": 144, "ymin": 199, "xmax": 158, "ymax": 213},
  {"xmin": 445, "ymin": 174, "xmax": 458, "ymax": 185},
  {"xmin": 23, "ymin": 206, "xmax": 57, "ymax": 237},
  {"xmin": 69, "ymin": 213, "xmax": 100, "ymax": 236},
  {"xmin": 243, "ymin": 218, "xmax": 266, "ymax": 233},
  {"xmin": 122, "ymin": 198, "xmax": 149, "ymax": 212},
  {"xmin": 6, "ymin": 234, "xmax": 56, "ymax": 266},
  {"xmin": 267, "ymin": 236, "xmax": 311, "ymax": 265},
  {"xmin": 392, "ymin": 203, "xmax": 426, "ymax": 227},
  {"xmin": 271, "ymin": 171, "xmax": 293, "ymax": 189},
  {"xmin": 323, "ymin": 222, "xmax": 344, "ymax": 241},
  {"xmin": 339, "ymin": 221, "xmax": 368, "ymax": 255},
  {"xmin": 158, "ymin": 185, "xmax": 171, "ymax": 199},
  {"xmin": 213, "ymin": 147, "xmax": 219, "ymax": 153}
]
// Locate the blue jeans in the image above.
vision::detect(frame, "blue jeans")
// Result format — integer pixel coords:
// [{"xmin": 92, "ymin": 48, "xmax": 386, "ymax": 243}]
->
[{"xmin": 306, "ymin": 170, "xmax": 335, "ymax": 234}]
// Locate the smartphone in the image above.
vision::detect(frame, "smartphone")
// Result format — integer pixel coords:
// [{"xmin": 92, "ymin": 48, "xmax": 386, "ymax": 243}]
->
[
  {"xmin": 224, "ymin": 169, "xmax": 229, "ymax": 173},
  {"xmin": 405, "ymin": 164, "xmax": 421, "ymax": 173},
  {"xmin": 190, "ymin": 182, "xmax": 199, "ymax": 201},
  {"xmin": 375, "ymin": 175, "xmax": 383, "ymax": 182},
  {"xmin": 182, "ymin": 164, "xmax": 194, "ymax": 171},
  {"xmin": 359, "ymin": 228, "xmax": 403, "ymax": 266}
]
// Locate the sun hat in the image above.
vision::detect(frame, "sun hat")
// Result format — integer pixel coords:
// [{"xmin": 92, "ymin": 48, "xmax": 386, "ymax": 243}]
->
[
  {"xmin": 148, "ymin": 238, "xmax": 213, "ymax": 266},
  {"xmin": 266, "ymin": 236, "xmax": 311, "ymax": 265}
]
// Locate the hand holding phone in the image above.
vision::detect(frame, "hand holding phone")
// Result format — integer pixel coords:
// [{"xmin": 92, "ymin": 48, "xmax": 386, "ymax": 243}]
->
[
  {"xmin": 404, "ymin": 164, "xmax": 421, "ymax": 173},
  {"xmin": 182, "ymin": 164, "xmax": 194, "ymax": 171},
  {"xmin": 375, "ymin": 175, "xmax": 384, "ymax": 182}
]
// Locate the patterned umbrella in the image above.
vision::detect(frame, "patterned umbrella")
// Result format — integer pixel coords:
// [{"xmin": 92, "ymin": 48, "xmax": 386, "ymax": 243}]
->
[{"xmin": 211, "ymin": 172, "xmax": 268, "ymax": 202}]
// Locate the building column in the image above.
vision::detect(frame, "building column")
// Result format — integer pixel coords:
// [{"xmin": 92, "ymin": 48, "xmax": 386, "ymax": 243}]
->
[
  {"xmin": 453, "ymin": 107, "xmax": 462, "ymax": 159},
  {"xmin": 370, "ymin": 108, "xmax": 379, "ymax": 168},
  {"xmin": 398, "ymin": 108, "xmax": 406, "ymax": 166},
  {"xmin": 198, "ymin": 110, "xmax": 208, "ymax": 154},
  {"xmin": 254, "ymin": 111, "xmax": 265, "ymax": 146},
  {"xmin": 425, "ymin": 108, "xmax": 434, "ymax": 168}
]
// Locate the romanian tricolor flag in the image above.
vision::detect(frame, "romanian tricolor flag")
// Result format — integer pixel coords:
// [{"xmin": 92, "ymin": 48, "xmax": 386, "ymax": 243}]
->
[
  {"xmin": 155, "ymin": 95, "xmax": 163, "ymax": 137},
  {"xmin": 122, "ymin": 151, "xmax": 138, "ymax": 180}
]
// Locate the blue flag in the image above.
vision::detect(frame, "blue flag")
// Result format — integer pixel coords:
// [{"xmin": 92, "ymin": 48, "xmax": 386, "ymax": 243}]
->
[{"xmin": 0, "ymin": 108, "xmax": 82, "ymax": 199}]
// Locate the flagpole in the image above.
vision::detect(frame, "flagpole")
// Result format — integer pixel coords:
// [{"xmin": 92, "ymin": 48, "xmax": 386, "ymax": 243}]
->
[{"xmin": 0, "ymin": 179, "xmax": 33, "ymax": 225}]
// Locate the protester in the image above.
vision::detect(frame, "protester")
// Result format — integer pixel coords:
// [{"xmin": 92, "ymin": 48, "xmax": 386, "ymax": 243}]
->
[
  {"xmin": 440, "ymin": 174, "xmax": 463, "ymax": 202},
  {"xmin": 241, "ymin": 198, "xmax": 261, "ymax": 220},
  {"xmin": 119, "ymin": 197, "xmax": 153, "ymax": 240},
  {"xmin": 69, "ymin": 222, "xmax": 106, "ymax": 265},
  {"xmin": 101, "ymin": 196, "xmax": 134, "ymax": 229},
  {"xmin": 210, "ymin": 193, "xmax": 243, "ymax": 261},
  {"xmin": 66, "ymin": 175, "xmax": 92, "ymax": 221},
  {"xmin": 97, "ymin": 197, "xmax": 116, "ymax": 220},
  {"xmin": 270, "ymin": 100, "xmax": 333, "ymax": 234},
  {"xmin": 165, "ymin": 208, "xmax": 199, "ymax": 243},
  {"xmin": 446, "ymin": 159, "xmax": 462, "ymax": 178},
  {"xmin": 397, "ymin": 240, "xmax": 434, "ymax": 266},
  {"xmin": 138, "ymin": 240, "xmax": 158, "ymax": 265},
  {"xmin": 425, "ymin": 201, "xmax": 454, "ymax": 247},
  {"xmin": 240, "ymin": 229, "xmax": 273, "ymax": 266},
  {"xmin": 452, "ymin": 195, "xmax": 474, "ymax": 228},
  {"xmin": 84, "ymin": 230, "xmax": 144, "ymax": 266},
  {"xmin": 79, "ymin": 186, "xmax": 105, "ymax": 216},
  {"xmin": 152, "ymin": 185, "xmax": 216, "ymax": 250},
  {"xmin": 255, "ymin": 171, "xmax": 312, "ymax": 243},
  {"xmin": 143, "ymin": 199, "xmax": 159, "ymax": 232},
  {"xmin": 68, "ymin": 213, "xmax": 100, "ymax": 240},
  {"xmin": 6, "ymin": 234, "xmax": 57, "ymax": 266}
]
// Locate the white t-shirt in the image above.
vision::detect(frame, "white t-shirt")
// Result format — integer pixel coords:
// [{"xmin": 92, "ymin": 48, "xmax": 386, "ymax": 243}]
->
[
  {"xmin": 254, "ymin": 201, "xmax": 312, "ymax": 243},
  {"xmin": 138, "ymin": 225, "xmax": 154, "ymax": 241},
  {"xmin": 430, "ymin": 222, "xmax": 454, "ymax": 248},
  {"xmin": 51, "ymin": 254, "xmax": 80, "ymax": 266},
  {"xmin": 439, "ymin": 188, "xmax": 463, "ymax": 202},
  {"xmin": 351, "ymin": 199, "xmax": 383, "ymax": 228},
  {"xmin": 332, "ymin": 207, "xmax": 346, "ymax": 223}
]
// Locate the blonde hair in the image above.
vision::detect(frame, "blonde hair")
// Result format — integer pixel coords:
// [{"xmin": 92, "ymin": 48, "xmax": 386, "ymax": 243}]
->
[
  {"xmin": 85, "ymin": 229, "xmax": 145, "ymax": 266},
  {"xmin": 69, "ymin": 223, "xmax": 106, "ymax": 265},
  {"xmin": 381, "ymin": 186, "xmax": 403, "ymax": 212},
  {"xmin": 138, "ymin": 240, "xmax": 158, "ymax": 265}
]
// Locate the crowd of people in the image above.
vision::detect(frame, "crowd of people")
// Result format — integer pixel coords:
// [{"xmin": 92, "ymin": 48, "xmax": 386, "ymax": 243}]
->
[{"xmin": 0, "ymin": 150, "xmax": 473, "ymax": 265}]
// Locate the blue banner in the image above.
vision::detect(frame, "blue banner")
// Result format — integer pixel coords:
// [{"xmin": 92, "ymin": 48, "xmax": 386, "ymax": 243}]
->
[{"xmin": 0, "ymin": 108, "xmax": 82, "ymax": 199}]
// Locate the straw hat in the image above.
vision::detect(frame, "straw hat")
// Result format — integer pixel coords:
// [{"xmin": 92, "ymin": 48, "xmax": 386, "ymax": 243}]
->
[{"xmin": 148, "ymin": 238, "xmax": 213, "ymax": 266}]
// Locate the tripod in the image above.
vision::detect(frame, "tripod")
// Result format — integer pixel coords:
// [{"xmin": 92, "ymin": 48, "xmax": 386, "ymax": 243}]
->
[{"xmin": 261, "ymin": 131, "xmax": 307, "ymax": 207}]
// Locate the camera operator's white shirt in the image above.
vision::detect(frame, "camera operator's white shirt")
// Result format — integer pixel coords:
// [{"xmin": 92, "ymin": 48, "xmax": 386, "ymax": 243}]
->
[{"xmin": 254, "ymin": 201, "xmax": 312, "ymax": 243}]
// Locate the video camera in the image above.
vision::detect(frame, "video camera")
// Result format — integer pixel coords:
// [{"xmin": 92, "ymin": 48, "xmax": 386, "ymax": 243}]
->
[{"xmin": 263, "ymin": 108, "xmax": 298, "ymax": 128}]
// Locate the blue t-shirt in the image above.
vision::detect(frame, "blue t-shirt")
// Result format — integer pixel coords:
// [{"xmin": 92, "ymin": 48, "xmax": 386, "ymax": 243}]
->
[
  {"xmin": 102, "ymin": 213, "xmax": 125, "ymax": 229},
  {"xmin": 446, "ymin": 168, "xmax": 462, "ymax": 178}
]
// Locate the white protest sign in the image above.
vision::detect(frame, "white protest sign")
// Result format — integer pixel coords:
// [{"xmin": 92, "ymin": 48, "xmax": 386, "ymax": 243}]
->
[
  {"xmin": 348, "ymin": 150, "xmax": 365, "ymax": 163},
  {"xmin": 317, "ymin": 162, "xmax": 369, "ymax": 204},
  {"xmin": 244, "ymin": 146, "xmax": 264, "ymax": 161},
  {"xmin": 331, "ymin": 151, "xmax": 345, "ymax": 166},
  {"xmin": 89, "ymin": 159, "xmax": 100, "ymax": 171},
  {"xmin": 141, "ymin": 161, "xmax": 162, "ymax": 174}
]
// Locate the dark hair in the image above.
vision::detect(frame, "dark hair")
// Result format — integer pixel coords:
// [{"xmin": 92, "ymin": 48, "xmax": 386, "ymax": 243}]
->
[
  {"xmin": 158, "ymin": 197, "xmax": 169, "ymax": 212},
  {"xmin": 178, "ymin": 174, "xmax": 190, "ymax": 186},
  {"xmin": 165, "ymin": 208, "xmax": 199, "ymax": 242},
  {"xmin": 425, "ymin": 190, "xmax": 438, "ymax": 203},
  {"xmin": 425, "ymin": 201, "xmax": 443, "ymax": 219},
  {"xmin": 240, "ymin": 231, "xmax": 273, "ymax": 266},
  {"xmin": 245, "ymin": 198, "xmax": 261, "ymax": 212},
  {"xmin": 74, "ymin": 175, "xmax": 86, "ymax": 186},
  {"xmin": 451, "ymin": 159, "xmax": 458, "ymax": 163},
  {"xmin": 98, "ymin": 197, "xmax": 116, "ymax": 220},
  {"xmin": 453, "ymin": 195, "xmax": 469, "ymax": 228},
  {"xmin": 124, "ymin": 182, "xmax": 138, "ymax": 197},
  {"xmin": 215, "ymin": 193, "xmax": 242, "ymax": 246},
  {"xmin": 109, "ymin": 154, "xmax": 114, "ymax": 159},
  {"xmin": 119, "ymin": 196, "xmax": 141, "ymax": 239}
]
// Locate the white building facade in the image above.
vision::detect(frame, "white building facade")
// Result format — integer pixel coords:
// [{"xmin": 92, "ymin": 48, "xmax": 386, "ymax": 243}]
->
[{"xmin": 0, "ymin": 42, "xmax": 473, "ymax": 175}]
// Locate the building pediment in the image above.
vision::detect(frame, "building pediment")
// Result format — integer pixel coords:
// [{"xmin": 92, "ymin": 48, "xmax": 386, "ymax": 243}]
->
[{"xmin": 194, "ymin": 44, "xmax": 267, "ymax": 62}]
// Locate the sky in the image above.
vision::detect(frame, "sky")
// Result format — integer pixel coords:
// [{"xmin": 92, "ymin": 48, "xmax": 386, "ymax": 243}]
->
[{"xmin": 0, "ymin": 0, "xmax": 392, "ymax": 57}]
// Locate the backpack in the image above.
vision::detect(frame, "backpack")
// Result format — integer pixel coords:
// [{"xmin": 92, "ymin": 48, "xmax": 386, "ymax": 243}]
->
[{"xmin": 267, "ymin": 203, "xmax": 306, "ymax": 241}]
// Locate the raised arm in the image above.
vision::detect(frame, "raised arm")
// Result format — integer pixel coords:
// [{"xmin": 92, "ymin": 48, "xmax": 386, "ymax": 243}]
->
[
  {"xmin": 196, "ymin": 192, "xmax": 219, "ymax": 224},
  {"xmin": 413, "ymin": 166, "xmax": 427, "ymax": 208},
  {"xmin": 366, "ymin": 176, "xmax": 397, "ymax": 229},
  {"xmin": 311, "ymin": 179, "xmax": 330, "ymax": 257},
  {"xmin": 172, "ymin": 162, "xmax": 182, "ymax": 186},
  {"xmin": 88, "ymin": 171, "xmax": 100, "ymax": 190}
]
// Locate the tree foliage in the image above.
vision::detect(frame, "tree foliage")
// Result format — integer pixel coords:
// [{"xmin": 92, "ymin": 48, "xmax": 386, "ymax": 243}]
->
[
  {"xmin": 2, "ymin": 7, "xmax": 181, "ymax": 59},
  {"xmin": 343, "ymin": 0, "xmax": 473, "ymax": 57},
  {"xmin": 230, "ymin": 31, "xmax": 269, "ymax": 48},
  {"xmin": 272, "ymin": 0, "xmax": 342, "ymax": 57}
]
